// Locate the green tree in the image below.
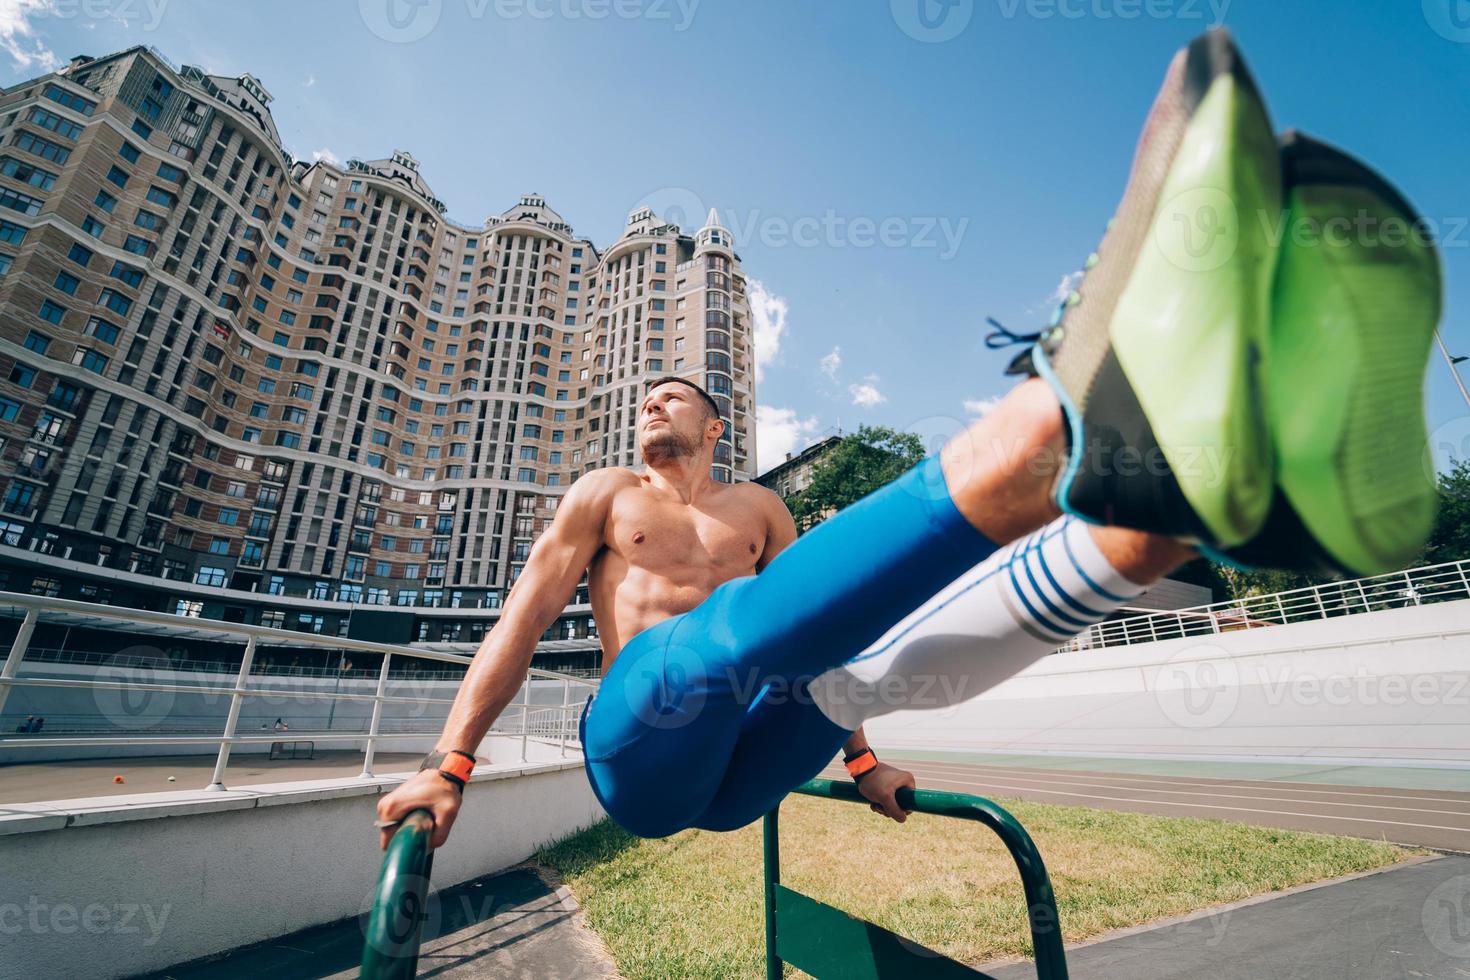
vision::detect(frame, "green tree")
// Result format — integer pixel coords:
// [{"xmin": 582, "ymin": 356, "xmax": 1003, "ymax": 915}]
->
[
  {"xmin": 1211, "ymin": 458, "xmax": 1470, "ymax": 598},
  {"xmin": 1420, "ymin": 457, "xmax": 1470, "ymax": 566},
  {"xmin": 787, "ymin": 425, "xmax": 926, "ymax": 532}
]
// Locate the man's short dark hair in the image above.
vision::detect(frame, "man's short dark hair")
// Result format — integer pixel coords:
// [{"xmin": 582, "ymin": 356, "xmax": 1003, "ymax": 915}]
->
[{"xmin": 645, "ymin": 376, "xmax": 721, "ymax": 421}]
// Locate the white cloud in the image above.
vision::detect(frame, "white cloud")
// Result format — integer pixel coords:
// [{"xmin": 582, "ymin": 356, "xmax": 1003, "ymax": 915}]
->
[
  {"xmin": 963, "ymin": 396, "xmax": 1001, "ymax": 418},
  {"xmin": 311, "ymin": 147, "xmax": 341, "ymax": 167},
  {"xmin": 0, "ymin": 0, "xmax": 60, "ymax": 73},
  {"xmin": 305, "ymin": 74, "xmax": 317, "ymax": 88},
  {"xmin": 1031, "ymin": 269, "xmax": 1084, "ymax": 315},
  {"xmin": 849, "ymin": 379, "xmax": 886, "ymax": 408},
  {"xmin": 748, "ymin": 279, "xmax": 788, "ymax": 383},
  {"xmin": 755, "ymin": 405, "xmax": 818, "ymax": 473},
  {"xmin": 819, "ymin": 346, "xmax": 841, "ymax": 383}
]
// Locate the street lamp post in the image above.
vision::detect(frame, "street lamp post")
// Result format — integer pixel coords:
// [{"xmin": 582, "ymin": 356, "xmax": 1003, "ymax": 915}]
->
[{"xmin": 1436, "ymin": 329, "xmax": 1470, "ymax": 411}]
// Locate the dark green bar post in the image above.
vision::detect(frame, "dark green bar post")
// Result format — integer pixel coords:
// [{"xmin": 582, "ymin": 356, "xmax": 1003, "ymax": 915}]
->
[
  {"xmin": 790, "ymin": 779, "xmax": 1069, "ymax": 980},
  {"xmin": 763, "ymin": 804, "xmax": 783, "ymax": 980},
  {"xmin": 362, "ymin": 808, "xmax": 436, "ymax": 980}
]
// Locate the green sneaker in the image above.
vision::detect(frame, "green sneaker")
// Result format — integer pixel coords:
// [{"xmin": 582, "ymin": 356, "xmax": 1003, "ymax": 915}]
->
[
  {"xmin": 1033, "ymin": 28, "xmax": 1281, "ymax": 549},
  {"xmin": 1224, "ymin": 132, "xmax": 1442, "ymax": 576}
]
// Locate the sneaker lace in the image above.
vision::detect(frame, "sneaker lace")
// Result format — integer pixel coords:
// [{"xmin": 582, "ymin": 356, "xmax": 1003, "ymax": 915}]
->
[{"xmin": 984, "ymin": 317, "xmax": 1043, "ymax": 351}]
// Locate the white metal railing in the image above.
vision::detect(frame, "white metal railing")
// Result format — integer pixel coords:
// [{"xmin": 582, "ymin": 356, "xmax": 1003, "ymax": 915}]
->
[
  {"xmin": 0, "ymin": 591, "xmax": 598, "ymax": 790},
  {"xmin": 1059, "ymin": 559, "xmax": 1470, "ymax": 652},
  {"xmin": 20, "ymin": 646, "xmax": 473, "ymax": 681}
]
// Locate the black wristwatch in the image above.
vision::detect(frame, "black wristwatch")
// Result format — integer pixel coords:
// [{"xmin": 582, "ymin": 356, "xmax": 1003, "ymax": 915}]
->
[{"xmin": 420, "ymin": 749, "xmax": 476, "ymax": 793}]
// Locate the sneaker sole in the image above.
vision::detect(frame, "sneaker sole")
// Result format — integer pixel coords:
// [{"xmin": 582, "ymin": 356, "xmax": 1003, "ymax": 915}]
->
[
  {"xmin": 1267, "ymin": 133, "xmax": 1441, "ymax": 575},
  {"xmin": 1043, "ymin": 29, "xmax": 1280, "ymax": 547}
]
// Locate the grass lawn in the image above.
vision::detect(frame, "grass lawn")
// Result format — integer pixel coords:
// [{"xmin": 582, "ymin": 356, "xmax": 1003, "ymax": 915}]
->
[{"xmin": 537, "ymin": 795, "xmax": 1415, "ymax": 978}]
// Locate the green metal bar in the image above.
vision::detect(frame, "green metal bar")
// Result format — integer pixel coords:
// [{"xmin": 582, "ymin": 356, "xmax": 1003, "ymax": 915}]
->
[
  {"xmin": 764, "ymin": 802, "xmax": 784, "ymax": 980},
  {"xmin": 361, "ymin": 809, "xmax": 436, "ymax": 980},
  {"xmin": 764, "ymin": 778, "xmax": 1068, "ymax": 980}
]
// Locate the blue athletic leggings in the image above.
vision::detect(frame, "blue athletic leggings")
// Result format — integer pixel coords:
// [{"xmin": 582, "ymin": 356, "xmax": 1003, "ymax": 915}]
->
[{"xmin": 579, "ymin": 455, "xmax": 1000, "ymax": 838}]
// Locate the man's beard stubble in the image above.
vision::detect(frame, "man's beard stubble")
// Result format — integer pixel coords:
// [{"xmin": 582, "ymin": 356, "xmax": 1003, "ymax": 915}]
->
[{"xmin": 640, "ymin": 427, "xmax": 700, "ymax": 465}]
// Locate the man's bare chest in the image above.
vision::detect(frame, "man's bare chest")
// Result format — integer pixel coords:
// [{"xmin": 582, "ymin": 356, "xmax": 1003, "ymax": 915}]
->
[{"xmin": 607, "ymin": 494, "xmax": 765, "ymax": 571}]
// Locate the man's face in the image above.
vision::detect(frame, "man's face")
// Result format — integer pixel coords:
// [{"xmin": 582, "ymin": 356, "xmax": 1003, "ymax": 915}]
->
[{"xmin": 638, "ymin": 383, "xmax": 716, "ymax": 463}]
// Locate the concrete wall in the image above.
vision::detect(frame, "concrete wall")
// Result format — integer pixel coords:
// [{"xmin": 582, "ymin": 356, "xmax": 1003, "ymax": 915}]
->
[
  {"xmin": 864, "ymin": 598, "xmax": 1470, "ymax": 768},
  {"xmin": 1131, "ymin": 576, "xmax": 1214, "ymax": 611},
  {"xmin": 0, "ymin": 669, "xmax": 593, "ymax": 764},
  {"xmin": 0, "ymin": 742, "xmax": 605, "ymax": 980}
]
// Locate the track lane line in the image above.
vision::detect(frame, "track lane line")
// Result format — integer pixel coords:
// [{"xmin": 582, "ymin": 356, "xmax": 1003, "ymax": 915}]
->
[
  {"xmin": 819, "ymin": 767, "xmax": 1470, "ymax": 836},
  {"xmin": 889, "ymin": 763, "xmax": 1470, "ymax": 819},
  {"xmin": 887, "ymin": 759, "xmax": 1470, "ymax": 806}
]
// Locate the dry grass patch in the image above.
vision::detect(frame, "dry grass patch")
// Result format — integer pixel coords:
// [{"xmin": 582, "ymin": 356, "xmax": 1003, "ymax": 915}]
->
[{"xmin": 539, "ymin": 795, "xmax": 1413, "ymax": 978}]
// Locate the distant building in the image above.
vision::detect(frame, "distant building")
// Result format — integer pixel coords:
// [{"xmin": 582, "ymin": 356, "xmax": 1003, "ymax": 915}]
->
[
  {"xmin": 755, "ymin": 435, "xmax": 842, "ymax": 499},
  {"xmin": 0, "ymin": 46, "xmax": 756, "ymax": 659},
  {"xmin": 758, "ymin": 433, "xmax": 1214, "ymax": 611}
]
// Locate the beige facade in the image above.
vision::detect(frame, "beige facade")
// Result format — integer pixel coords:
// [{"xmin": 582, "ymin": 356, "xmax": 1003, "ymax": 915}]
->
[
  {"xmin": 755, "ymin": 434, "xmax": 843, "ymax": 500},
  {"xmin": 0, "ymin": 47, "xmax": 755, "ymax": 614}
]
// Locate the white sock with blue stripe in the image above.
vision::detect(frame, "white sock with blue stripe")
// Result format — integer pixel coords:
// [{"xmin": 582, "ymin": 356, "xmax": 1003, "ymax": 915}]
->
[{"xmin": 807, "ymin": 516, "xmax": 1148, "ymax": 731}]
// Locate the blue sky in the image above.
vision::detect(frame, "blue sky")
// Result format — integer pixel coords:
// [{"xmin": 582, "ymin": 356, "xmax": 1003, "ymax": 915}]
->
[{"xmin": 3, "ymin": 0, "xmax": 1468, "ymax": 473}]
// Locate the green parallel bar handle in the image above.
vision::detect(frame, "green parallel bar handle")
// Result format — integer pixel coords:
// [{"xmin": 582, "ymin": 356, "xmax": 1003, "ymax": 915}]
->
[
  {"xmin": 361, "ymin": 808, "xmax": 436, "ymax": 980},
  {"xmin": 765, "ymin": 804, "xmax": 783, "ymax": 980},
  {"xmin": 766, "ymin": 778, "xmax": 1069, "ymax": 980}
]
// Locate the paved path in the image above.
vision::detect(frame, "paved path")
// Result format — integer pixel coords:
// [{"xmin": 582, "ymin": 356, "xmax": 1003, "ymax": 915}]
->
[
  {"xmin": 825, "ymin": 756, "xmax": 1470, "ymax": 852},
  {"xmin": 140, "ymin": 865, "xmax": 617, "ymax": 980},
  {"xmin": 984, "ymin": 855, "xmax": 1470, "ymax": 980}
]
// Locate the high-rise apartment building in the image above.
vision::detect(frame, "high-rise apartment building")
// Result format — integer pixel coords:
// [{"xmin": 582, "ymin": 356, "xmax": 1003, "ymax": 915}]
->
[{"xmin": 0, "ymin": 47, "xmax": 755, "ymax": 655}]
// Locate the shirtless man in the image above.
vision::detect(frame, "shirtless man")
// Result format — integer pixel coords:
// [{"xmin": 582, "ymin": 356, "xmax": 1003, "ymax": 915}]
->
[
  {"xmin": 378, "ymin": 376, "xmax": 921, "ymax": 849},
  {"xmin": 379, "ymin": 30, "xmax": 1441, "ymax": 846}
]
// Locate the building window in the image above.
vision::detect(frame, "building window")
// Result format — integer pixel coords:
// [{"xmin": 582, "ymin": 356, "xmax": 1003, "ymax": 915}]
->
[
  {"xmin": 29, "ymin": 575, "xmax": 60, "ymax": 597},
  {"xmin": 194, "ymin": 566, "xmax": 227, "ymax": 587},
  {"xmin": 72, "ymin": 348, "xmax": 109, "ymax": 374}
]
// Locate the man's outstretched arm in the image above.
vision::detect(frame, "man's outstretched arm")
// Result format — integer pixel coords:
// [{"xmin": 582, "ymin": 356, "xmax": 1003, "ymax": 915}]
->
[{"xmin": 375, "ymin": 469, "xmax": 625, "ymax": 849}]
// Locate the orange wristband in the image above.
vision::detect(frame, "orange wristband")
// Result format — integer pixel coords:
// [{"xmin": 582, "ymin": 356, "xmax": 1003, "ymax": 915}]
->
[
  {"xmin": 844, "ymin": 749, "xmax": 878, "ymax": 781},
  {"xmin": 439, "ymin": 751, "xmax": 475, "ymax": 783}
]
